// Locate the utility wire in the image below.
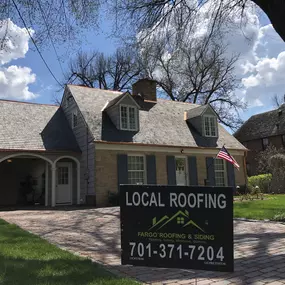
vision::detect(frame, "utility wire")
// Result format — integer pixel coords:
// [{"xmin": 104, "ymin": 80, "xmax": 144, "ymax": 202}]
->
[
  {"xmin": 11, "ymin": 0, "xmax": 63, "ymax": 87},
  {"xmin": 68, "ymin": 53, "xmax": 97, "ymax": 84},
  {"xmin": 35, "ymin": 0, "xmax": 65, "ymax": 76}
]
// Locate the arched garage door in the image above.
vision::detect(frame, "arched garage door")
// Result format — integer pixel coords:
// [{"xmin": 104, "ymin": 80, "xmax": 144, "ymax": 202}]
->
[{"xmin": 0, "ymin": 154, "xmax": 52, "ymax": 207}]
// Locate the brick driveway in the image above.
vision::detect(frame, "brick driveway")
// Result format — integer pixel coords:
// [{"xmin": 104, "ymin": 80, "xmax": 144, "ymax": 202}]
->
[{"xmin": 0, "ymin": 207, "xmax": 285, "ymax": 285}]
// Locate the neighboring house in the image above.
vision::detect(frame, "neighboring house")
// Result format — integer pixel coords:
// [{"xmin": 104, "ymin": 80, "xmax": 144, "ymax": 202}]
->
[
  {"xmin": 0, "ymin": 79, "xmax": 247, "ymax": 207},
  {"xmin": 234, "ymin": 104, "xmax": 285, "ymax": 176}
]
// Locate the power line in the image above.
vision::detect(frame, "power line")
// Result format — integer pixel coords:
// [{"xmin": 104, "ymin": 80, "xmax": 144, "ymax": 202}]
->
[
  {"xmin": 11, "ymin": 0, "xmax": 63, "ymax": 87},
  {"xmin": 35, "ymin": 0, "xmax": 65, "ymax": 76},
  {"xmin": 68, "ymin": 53, "xmax": 97, "ymax": 84}
]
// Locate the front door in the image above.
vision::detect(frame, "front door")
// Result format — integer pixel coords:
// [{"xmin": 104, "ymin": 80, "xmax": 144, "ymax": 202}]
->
[
  {"xmin": 56, "ymin": 162, "xmax": 72, "ymax": 204},
  {"xmin": 175, "ymin": 157, "xmax": 187, "ymax": 186}
]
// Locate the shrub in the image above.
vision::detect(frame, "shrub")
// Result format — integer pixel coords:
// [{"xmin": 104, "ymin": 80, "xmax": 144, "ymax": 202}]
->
[
  {"xmin": 108, "ymin": 191, "xmax": 119, "ymax": 206},
  {"xmin": 248, "ymin": 174, "xmax": 272, "ymax": 193},
  {"xmin": 269, "ymin": 154, "xmax": 285, "ymax": 193}
]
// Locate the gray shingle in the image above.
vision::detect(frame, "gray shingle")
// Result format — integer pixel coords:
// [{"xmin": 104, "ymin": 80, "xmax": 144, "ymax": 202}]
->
[
  {"xmin": 105, "ymin": 93, "xmax": 126, "ymax": 110},
  {"xmin": 0, "ymin": 100, "xmax": 80, "ymax": 152},
  {"xmin": 186, "ymin": 105, "xmax": 208, "ymax": 119},
  {"xmin": 68, "ymin": 85, "xmax": 245, "ymax": 150},
  {"xmin": 234, "ymin": 104, "xmax": 285, "ymax": 142}
]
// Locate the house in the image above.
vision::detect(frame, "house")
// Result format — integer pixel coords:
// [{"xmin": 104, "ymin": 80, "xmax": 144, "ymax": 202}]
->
[
  {"xmin": 0, "ymin": 79, "xmax": 247, "ymax": 207},
  {"xmin": 234, "ymin": 104, "xmax": 285, "ymax": 176}
]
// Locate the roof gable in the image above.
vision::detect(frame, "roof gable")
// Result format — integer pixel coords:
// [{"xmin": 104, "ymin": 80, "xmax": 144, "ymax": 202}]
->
[
  {"xmin": 67, "ymin": 85, "xmax": 246, "ymax": 150},
  {"xmin": 105, "ymin": 91, "xmax": 140, "ymax": 110},
  {"xmin": 187, "ymin": 104, "xmax": 217, "ymax": 120}
]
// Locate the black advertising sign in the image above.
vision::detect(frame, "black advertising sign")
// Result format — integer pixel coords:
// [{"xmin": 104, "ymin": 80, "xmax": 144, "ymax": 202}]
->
[{"xmin": 120, "ymin": 185, "xmax": 233, "ymax": 272}]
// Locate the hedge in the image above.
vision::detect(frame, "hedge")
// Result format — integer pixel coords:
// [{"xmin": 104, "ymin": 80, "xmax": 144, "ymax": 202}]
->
[{"xmin": 248, "ymin": 174, "xmax": 272, "ymax": 193}]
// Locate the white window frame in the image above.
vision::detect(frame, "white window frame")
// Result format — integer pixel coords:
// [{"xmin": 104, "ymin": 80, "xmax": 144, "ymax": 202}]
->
[
  {"xmin": 127, "ymin": 154, "xmax": 146, "ymax": 185},
  {"xmin": 72, "ymin": 109, "xmax": 78, "ymax": 129},
  {"xmin": 120, "ymin": 104, "xmax": 138, "ymax": 131},
  {"xmin": 203, "ymin": 115, "xmax": 218, "ymax": 137},
  {"xmin": 214, "ymin": 158, "xmax": 228, "ymax": 187}
]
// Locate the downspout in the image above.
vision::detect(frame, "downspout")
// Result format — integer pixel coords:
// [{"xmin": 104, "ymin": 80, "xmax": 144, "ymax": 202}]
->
[
  {"xmin": 86, "ymin": 125, "xmax": 89, "ymax": 197},
  {"xmin": 243, "ymin": 150, "xmax": 248, "ymax": 187}
]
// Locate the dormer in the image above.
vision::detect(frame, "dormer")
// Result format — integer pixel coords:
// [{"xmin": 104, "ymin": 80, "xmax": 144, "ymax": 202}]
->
[
  {"xmin": 103, "ymin": 91, "xmax": 140, "ymax": 131},
  {"xmin": 185, "ymin": 104, "xmax": 219, "ymax": 138}
]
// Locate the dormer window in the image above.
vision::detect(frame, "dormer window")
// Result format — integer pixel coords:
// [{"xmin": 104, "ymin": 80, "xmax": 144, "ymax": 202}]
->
[
  {"xmin": 203, "ymin": 115, "xmax": 217, "ymax": 137},
  {"xmin": 120, "ymin": 105, "xmax": 138, "ymax": 131}
]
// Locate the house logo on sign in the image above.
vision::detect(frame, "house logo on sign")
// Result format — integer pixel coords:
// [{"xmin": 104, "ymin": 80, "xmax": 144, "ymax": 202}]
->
[{"xmin": 149, "ymin": 210, "xmax": 205, "ymax": 232}]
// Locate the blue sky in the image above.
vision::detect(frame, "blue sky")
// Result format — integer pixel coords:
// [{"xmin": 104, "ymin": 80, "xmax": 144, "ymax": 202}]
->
[
  {"xmin": 11, "ymin": 18, "xmax": 117, "ymax": 105},
  {"xmin": 1, "ymin": 4, "xmax": 285, "ymax": 131}
]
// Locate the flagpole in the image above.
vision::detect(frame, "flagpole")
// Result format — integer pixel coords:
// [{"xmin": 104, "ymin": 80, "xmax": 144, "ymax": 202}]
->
[{"xmin": 215, "ymin": 144, "xmax": 225, "ymax": 158}]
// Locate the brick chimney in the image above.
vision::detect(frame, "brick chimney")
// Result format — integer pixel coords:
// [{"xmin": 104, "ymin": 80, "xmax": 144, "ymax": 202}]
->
[{"xmin": 132, "ymin": 78, "xmax": 157, "ymax": 101}]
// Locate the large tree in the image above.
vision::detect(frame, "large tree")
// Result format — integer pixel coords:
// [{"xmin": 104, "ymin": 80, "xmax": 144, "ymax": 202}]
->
[
  {"xmin": 0, "ymin": 0, "xmax": 100, "ymax": 48},
  {"xmin": 1, "ymin": 0, "xmax": 285, "ymax": 48},
  {"xmin": 65, "ymin": 47, "xmax": 142, "ymax": 91},
  {"xmin": 113, "ymin": 0, "xmax": 285, "ymax": 43},
  {"xmin": 137, "ymin": 12, "xmax": 245, "ymax": 129}
]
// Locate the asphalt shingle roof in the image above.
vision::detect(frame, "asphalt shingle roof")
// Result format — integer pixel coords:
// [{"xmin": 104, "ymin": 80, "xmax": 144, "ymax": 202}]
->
[
  {"xmin": 186, "ymin": 105, "xmax": 208, "ymax": 119},
  {"xmin": 0, "ymin": 100, "xmax": 80, "ymax": 152},
  {"xmin": 105, "ymin": 93, "xmax": 126, "ymax": 110},
  {"xmin": 68, "ymin": 85, "xmax": 245, "ymax": 150},
  {"xmin": 234, "ymin": 104, "xmax": 285, "ymax": 142}
]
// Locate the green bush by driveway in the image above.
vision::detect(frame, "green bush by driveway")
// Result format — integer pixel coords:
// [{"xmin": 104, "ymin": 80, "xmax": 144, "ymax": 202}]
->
[{"xmin": 248, "ymin": 174, "xmax": 272, "ymax": 193}]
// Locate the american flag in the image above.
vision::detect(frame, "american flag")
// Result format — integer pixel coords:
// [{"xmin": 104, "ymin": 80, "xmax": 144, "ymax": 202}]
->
[{"xmin": 217, "ymin": 146, "xmax": 240, "ymax": 169}]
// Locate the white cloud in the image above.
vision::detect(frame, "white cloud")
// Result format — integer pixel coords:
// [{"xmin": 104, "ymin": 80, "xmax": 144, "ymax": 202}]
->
[
  {"xmin": 192, "ymin": 3, "xmax": 285, "ymax": 109},
  {"xmin": 139, "ymin": 1, "xmax": 284, "ymax": 111},
  {"xmin": 0, "ymin": 66, "xmax": 37, "ymax": 100},
  {"xmin": 0, "ymin": 19, "xmax": 37, "ymax": 100},
  {"xmin": 240, "ymin": 22, "xmax": 285, "ymax": 107},
  {"xmin": 0, "ymin": 19, "xmax": 34, "ymax": 65}
]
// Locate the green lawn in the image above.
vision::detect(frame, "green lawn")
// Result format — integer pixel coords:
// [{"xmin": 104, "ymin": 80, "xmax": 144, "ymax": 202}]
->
[
  {"xmin": 0, "ymin": 219, "xmax": 137, "ymax": 285},
  {"xmin": 234, "ymin": 194, "xmax": 285, "ymax": 221}
]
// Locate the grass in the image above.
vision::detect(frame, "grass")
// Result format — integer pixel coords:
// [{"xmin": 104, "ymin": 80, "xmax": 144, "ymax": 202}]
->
[
  {"xmin": 234, "ymin": 194, "xmax": 285, "ymax": 221},
  {"xmin": 0, "ymin": 219, "xmax": 137, "ymax": 285}
]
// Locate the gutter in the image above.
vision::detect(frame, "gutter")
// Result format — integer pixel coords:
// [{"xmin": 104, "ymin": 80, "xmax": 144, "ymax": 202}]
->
[{"xmin": 94, "ymin": 140, "xmax": 247, "ymax": 152}]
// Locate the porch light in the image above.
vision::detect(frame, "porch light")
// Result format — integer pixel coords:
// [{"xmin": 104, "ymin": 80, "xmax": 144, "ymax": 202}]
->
[{"xmin": 7, "ymin": 159, "xmax": 12, "ymax": 163}]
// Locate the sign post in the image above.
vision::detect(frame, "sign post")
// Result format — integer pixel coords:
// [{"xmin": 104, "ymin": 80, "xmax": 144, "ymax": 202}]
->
[{"xmin": 120, "ymin": 185, "xmax": 233, "ymax": 272}]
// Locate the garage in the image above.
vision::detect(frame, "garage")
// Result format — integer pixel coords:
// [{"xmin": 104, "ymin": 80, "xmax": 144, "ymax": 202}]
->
[{"xmin": 0, "ymin": 157, "xmax": 48, "ymax": 206}]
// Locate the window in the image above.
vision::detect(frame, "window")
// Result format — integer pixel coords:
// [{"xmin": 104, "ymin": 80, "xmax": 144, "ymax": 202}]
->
[
  {"xmin": 72, "ymin": 109, "xmax": 78, "ymax": 128},
  {"xmin": 204, "ymin": 115, "xmax": 217, "ymax": 137},
  {"xmin": 128, "ymin": 155, "xmax": 145, "ymax": 184},
  {"xmin": 120, "ymin": 105, "xmax": 138, "ymax": 131},
  {"xmin": 214, "ymin": 159, "xmax": 227, "ymax": 186},
  {"xmin": 262, "ymin": 138, "xmax": 269, "ymax": 149},
  {"xmin": 58, "ymin": 167, "xmax": 69, "ymax": 185}
]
